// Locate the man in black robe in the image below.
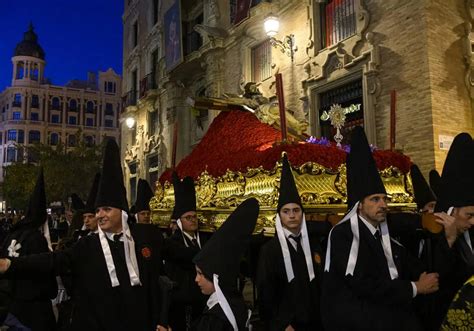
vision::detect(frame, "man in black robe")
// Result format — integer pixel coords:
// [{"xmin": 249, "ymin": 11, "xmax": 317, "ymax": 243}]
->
[
  {"xmin": 321, "ymin": 127, "xmax": 440, "ymax": 331},
  {"xmin": 257, "ymin": 154, "xmax": 323, "ymax": 330},
  {"xmin": 426, "ymin": 132, "xmax": 474, "ymax": 329},
  {"xmin": 134, "ymin": 179, "xmax": 154, "ymax": 224},
  {"xmin": 1, "ymin": 169, "xmax": 57, "ymax": 331},
  {"xmin": 166, "ymin": 172, "xmax": 209, "ymax": 331},
  {"xmin": 193, "ymin": 197, "xmax": 259, "ymax": 330},
  {"xmin": 0, "ymin": 140, "xmax": 172, "ymax": 331}
]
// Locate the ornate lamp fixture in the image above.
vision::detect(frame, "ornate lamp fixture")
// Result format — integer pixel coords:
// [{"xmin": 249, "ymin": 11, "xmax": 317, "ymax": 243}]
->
[
  {"xmin": 264, "ymin": 14, "xmax": 298, "ymax": 62},
  {"xmin": 125, "ymin": 116, "xmax": 136, "ymax": 129}
]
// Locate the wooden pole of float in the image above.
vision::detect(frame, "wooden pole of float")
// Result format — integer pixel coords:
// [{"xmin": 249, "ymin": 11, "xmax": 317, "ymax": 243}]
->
[
  {"xmin": 390, "ymin": 90, "xmax": 396, "ymax": 151},
  {"xmin": 275, "ymin": 73, "xmax": 288, "ymax": 141}
]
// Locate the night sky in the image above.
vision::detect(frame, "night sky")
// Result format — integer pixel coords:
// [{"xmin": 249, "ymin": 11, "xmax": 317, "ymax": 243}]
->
[{"xmin": 0, "ymin": 0, "xmax": 123, "ymax": 91}]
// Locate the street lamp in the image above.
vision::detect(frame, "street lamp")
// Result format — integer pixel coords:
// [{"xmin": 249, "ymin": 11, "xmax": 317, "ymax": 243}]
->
[
  {"xmin": 264, "ymin": 14, "xmax": 297, "ymax": 62},
  {"xmin": 125, "ymin": 116, "xmax": 135, "ymax": 129}
]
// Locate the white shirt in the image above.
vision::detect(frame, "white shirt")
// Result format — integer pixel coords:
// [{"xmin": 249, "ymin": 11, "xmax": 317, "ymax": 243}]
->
[
  {"xmin": 207, "ymin": 292, "xmax": 219, "ymax": 310},
  {"xmin": 182, "ymin": 231, "xmax": 200, "ymax": 248},
  {"xmin": 359, "ymin": 215, "xmax": 417, "ymax": 298},
  {"xmin": 104, "ymin": 231, "xmax": 124, "ymax": 242},
  {"xmin": 282, "ymin": 227, "xmax": 301, "ymax": 251}
]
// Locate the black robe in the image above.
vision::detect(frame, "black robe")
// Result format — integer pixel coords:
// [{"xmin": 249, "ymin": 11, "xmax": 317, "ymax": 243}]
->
[
  {"xmin": 321, "ymin": 218, "xmax": 425, "ymax": 331},
  {"xmin": 193, "ymin": 292, "xmax": 248, "ymax": 331},
  {"xmin": 5, "ymin": 223, "xmax": 174, "ymax": 331},
  {"xmin": 164, "ymin": 229, "xmax": 210, "ymax": 330},
  {"xmin": 257, "ymin": 234, "xmax": 323, "ymax": 330},
  {"xmin": 1, "ymin": 226, "xmax": 57, "ymax": 331}
]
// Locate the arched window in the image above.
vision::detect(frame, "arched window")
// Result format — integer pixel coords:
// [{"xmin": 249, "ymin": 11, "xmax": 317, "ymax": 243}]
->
[
  {"xmin": 28, "ymin": 130, "xmax": 41, "ymax": 144},
  {"xmin": 16, "ymin": 62, "xmax": 25, "ymax": 79},
  {"xmin": 51, "ymin": 97, "xmax": 61, "ymax": 110},
  {"xmin": 86, "ymin": 101, "xmax": 95, "ymax": 113},
  {"xmin": 6, "ymin": 147, "xmax": 16, "ymax": 162},
  {"xmin": 31, "ymin": 64, "xmax": 39, "ymax": 81},
  {"xmin": 50, "ymin": 133, "xmax": 59, "ymax": 146},
  {"xmin": 68, "ymin": 134, "xmax": 76, "ymax": 147},
  {"xmin": 69, "ymin": 99, "xmax": 78, "ymax": 111}
]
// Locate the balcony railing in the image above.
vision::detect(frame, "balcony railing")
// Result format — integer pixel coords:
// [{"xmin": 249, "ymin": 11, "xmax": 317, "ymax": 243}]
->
[
  {"xmin": 12, "ymin": 101, "xmax": 22, "ymax": 108},
  {"xmin": 122, "ymin": 90, "xmax": 137, "ymax": 108},
  {"xmin": 139, "ymin": 73, "xmax": 157, "ymax": 98}
]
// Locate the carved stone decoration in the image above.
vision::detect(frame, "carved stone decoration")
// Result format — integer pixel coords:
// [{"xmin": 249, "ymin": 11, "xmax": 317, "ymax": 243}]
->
[{"xmin": 463, "ymin": 21, "xmax": 474, "ymax": 98}]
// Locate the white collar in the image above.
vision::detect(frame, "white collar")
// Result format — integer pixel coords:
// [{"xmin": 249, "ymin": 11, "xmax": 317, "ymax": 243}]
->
[
  {"xmin": 282, "ymin": 226, "xmax": 301, "ymax": 239},
  {"xmin": 104, "ymin": 231, "xmax": 123, "ymax": 242},
  {"xmin": 182, "ymin": 230, "xmax": 197, "ymax": 241},
  {"xmin": 206, "ymin": 291, "xmax": 219, "ymax": 310},
  {"xmin": 358, "ymin": 215, "xmax": 378, "ymax": 236}
]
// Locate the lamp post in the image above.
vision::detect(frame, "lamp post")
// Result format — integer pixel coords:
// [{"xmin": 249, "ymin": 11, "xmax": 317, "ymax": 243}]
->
[{"xmin": 264, "ymin": 15, "xmax": 297, "ymax": 62}]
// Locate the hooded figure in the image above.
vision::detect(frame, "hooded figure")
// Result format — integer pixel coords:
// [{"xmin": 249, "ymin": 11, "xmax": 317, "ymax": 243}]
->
[
  {"xmin": 193, "ymin": 197, "xmax": 259, "ymax": 330},
  {"xmin": 72, "ymin": 173, "xmax": 101, "ymax": 240},
  {"xmin": 322, "ymin": 127, "xmax": 429, "ymax": 331},
  {"xmin": 410, "ymin": 164, "xmax": 437, "ymax": 213},
  {"xmin": 257, "ymin": 154, "xmax": 323, "ymax": 330},
  {"xmin": 166, "ymin": 171, "xmax": 209, "ymax": 330},
  {"xmin": 429, "ymin": 133, "xmax": 474, "ymax": 330},
  {"xmin": 1, "ymin": 168, "xmax": 57, "ymax": 331},
  {"xmin": 429, "ymin": 169, "xmax": 441, "ymax": 200},
  {"xmin": 1, "ymin": 140, "xmax": 169, "ymax": 331},
  {"xmin": 134, "ymin": 179, "xmax": 154, "ymax": 224}
]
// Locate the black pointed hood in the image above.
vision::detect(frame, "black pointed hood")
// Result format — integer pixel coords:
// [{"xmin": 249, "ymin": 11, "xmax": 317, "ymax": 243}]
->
[
  {"xmin": 277, "ymin": 154, "xmax": 302, "ymax": 213},
  {"xmin": 84, "ymin": 173, "xmax": 100, "ymax": 214},
  {"xmin": 135, "ymin": 179, "xmax": 154, "ymax": 213},
  {"xmin": 13, "ymin": 168, "xmax": 47, "ymax": 231},
  {"xmin": 94, "ymin": 139, "xmax": 129, "ymax": 211},
  {"xmin": 429, "ymin": 169, "xmax": 441, "ymax": 199},
  {"xmin": 435, "ymin": 133, "xmax": 474, "ymax": 212},
  {"xmin": 173, "ymin": 174, "xmax": 196, "ymax": 219},
  {"xmin": 410, "ymin": 164, "xmax": 436, "ymax": 210},
  {"xmin": 346, "ymin": 126, "xmax": 386, "ymax": 209},
  {"xmin": 71, "ymin": 193, "xmax": 85, "ymax": 211},
  {"xmin": 193, "ymin": 198, "xmax": 259, "ymax": 290}
]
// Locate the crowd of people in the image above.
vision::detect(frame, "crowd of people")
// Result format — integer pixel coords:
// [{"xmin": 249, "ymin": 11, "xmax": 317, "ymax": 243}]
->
[{"xmin": 0, "ymin": 127, "xmax": 472, "ymax": 330}]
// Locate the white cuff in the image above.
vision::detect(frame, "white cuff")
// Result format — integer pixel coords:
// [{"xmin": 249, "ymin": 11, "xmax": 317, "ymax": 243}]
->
[{"xmin": 411, "ymin": 281, "xmax": 417, "ymax": 298}]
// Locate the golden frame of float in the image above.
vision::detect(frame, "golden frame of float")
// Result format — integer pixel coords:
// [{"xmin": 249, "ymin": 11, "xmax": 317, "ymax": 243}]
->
[{"xmin": 150, "ymin": 160, "xmax": 415, "ymax": 236}]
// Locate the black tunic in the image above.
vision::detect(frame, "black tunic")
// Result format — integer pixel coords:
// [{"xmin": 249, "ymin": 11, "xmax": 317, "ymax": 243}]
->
[
  {"xmin": 164, "ymin": 230, "xmax": 209, "ymax": 330},
  {"xmin": 321, "ymin": 218, "xmax": 425, "ymax": 331},
  {"xmin": 1, "ymin": 227, "xmax": 57, "ymax": 331},
  {"xmin": 193, "ymin": 293, "xmax": 248, "ymax": 331},
  {"xmin": 257, "ymin": 234, "xmax": 323, "ymax": 330},
  {"xmin": 6, "ymin": 223, "xmax": 167, "ymax": 331}
]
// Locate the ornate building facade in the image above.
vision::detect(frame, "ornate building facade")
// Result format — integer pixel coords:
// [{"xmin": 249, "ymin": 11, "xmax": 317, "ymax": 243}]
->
[
  {"xmin": 121, "ymin": 0, "xmax": 474, "ymax": 201},
  {"xmin": 0, "ymin": 24, "xmax": 122, "ymax": 183}
]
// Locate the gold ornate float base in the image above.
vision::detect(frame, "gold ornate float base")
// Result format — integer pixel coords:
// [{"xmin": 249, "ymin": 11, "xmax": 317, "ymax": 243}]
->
[{"xmin": 150, "ymin": 160, "xmax": 415, "ymax": 236}]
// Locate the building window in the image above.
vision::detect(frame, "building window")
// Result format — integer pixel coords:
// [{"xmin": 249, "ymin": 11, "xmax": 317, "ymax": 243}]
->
[
  {"xmin": 16, "ymin": 62, "xmax": 25, "ymax": 79},
  {"xmin": 133, "ymin": 20, "xmax": 138, "ymax": 48},
  {"xmin": 28, "ymin": 130, "xmax": 41, "ymax": 144},
  {"xmin": 86, "ymin": 118, "xmax": 94, "ymax": 127},
  {"xmin": 105, "ymin": 81, "xmax": 116, "ymax": 94},
  {"xmin": 7, "ymin": 130, "xmax": 17, "ymax": 142},
  {"xmin": 68, "ymin": 135, "xmax": 77, "ymax": 147},
  {"xmin": 252, "ymin": 39, "xmax": 272, "ymax": 82},
  {"xmin": 148, "ymin": 110, "xmax": 158, "ymax": 135},
  {"xmin": 321, "ymin": 0, "xmax": 356, "ymax": 49},
  {"xmin": 12, "ymin": 112, "xmax": 21, "ymax": 120},
  {"xmin": 31, "ymin": 95, "xmax": 39, "ymax": 108},
  {"xmin": 31, "ymin": 112, "xmax": 39, "ymax": 121},
  {"xmin": 12, "ymin": 94, "xmax": 22, "ymax": 107},
  {"xmin": 68, "ymin": 116, "xmax": 77, "ymax": 125},
  {"xmin": 6, "ymin": 147, "xmax": 16, "ymax": 163},
  {"xmin": 51, "ymin": 114, "xmax": 60, "ymax": 123},
  {"xmin": 319, "ymin": 79, "xmax": 363, "ymax": 145},
  {"xmin": 0, "ymin": 133, "xmax": 2, "ymax": 145},
  {"xmin": 18, "ymin": 130, "xmax": 24, "ymax": 144},
  {"xmin": 105, "ymin": 103, "xmax": 114, "ymax": 116},
  {"xmin": 51, "ymin": 97, "xmax": 61, "ymax": 110},
  {"xmin": 69, "ymin": 99, "xmax": 78, "ymax": 111},
  {"xmin": 86, "ymin": 101, "xmax": 95, "ymax": 113},
  {"xmin": 104, "ymin": 119, "xmax": 114, "ymax": 128},
  {"xmin": 50, "ymin": 133, "xmax": 59, "ymax": 146}
]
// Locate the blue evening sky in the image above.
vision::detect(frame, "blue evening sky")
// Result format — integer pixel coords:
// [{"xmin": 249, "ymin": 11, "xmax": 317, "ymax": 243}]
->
[{"xmin": 0, "ymin": 0, "xmax": 123, "ymax": 91}]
